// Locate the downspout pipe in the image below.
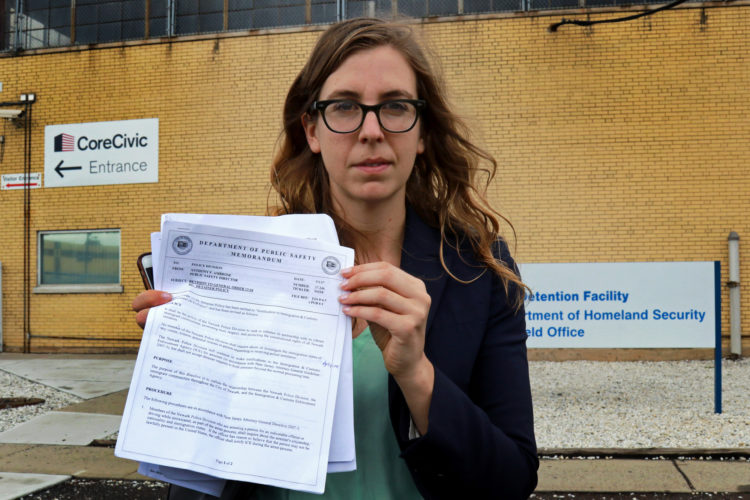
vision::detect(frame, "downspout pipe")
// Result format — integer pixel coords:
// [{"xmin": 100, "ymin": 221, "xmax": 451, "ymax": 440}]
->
[
  {"xmin": 23, "ymin": 99, "xmax": 32, "ymax": 352},
  {"xmin": 728, "ymin": 232, "xmax": 741, "ymax": 357}
]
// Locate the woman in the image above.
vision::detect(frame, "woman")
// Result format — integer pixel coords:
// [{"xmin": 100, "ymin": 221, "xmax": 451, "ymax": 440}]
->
[{"xmin": 135, "ymin": 17, "xmax": 537, "ymax": 499}]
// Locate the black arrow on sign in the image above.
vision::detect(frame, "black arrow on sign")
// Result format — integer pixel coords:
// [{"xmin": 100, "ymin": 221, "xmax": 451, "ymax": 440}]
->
[{"xmin": 54, "ymin": 160, "xmax": 82, "ymax": 178}]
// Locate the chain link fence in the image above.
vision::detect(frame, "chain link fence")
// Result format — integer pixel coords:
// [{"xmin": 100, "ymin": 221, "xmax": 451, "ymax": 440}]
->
[{"xmin": 2, "ymin": 0, "xmax": 700, "ymax": 51}]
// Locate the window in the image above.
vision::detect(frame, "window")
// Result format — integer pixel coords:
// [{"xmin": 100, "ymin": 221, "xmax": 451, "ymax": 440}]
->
[
  {"xmin": 76, "ymin": 0, "xmax": 146, "ymax": 45},
  {"xmin": 175, "ymin": 0, "xmax": 224, "ymax": 35},
  {"xmin": 2, "ymin": 0, "xmax": 708, "ymax": 52},
  {"xmin": 21, "ymin": 0, "xmax": 72, "ymax": 49},
  {"xmin": 35, "ymin": 229, "xmax": 123, "ymax": 293}
]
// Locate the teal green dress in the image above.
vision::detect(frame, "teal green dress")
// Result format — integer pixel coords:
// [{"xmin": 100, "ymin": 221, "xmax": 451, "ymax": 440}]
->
[{"xmin": 254, "ymin": 328, "xmax": 421, "ymax": 499}]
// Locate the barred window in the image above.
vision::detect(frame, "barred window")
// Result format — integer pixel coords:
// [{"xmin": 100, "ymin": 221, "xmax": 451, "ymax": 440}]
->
[
  {"xmin": 175, "ymin": 0, "xmax": 224, "ymax": 35},
  {"xmin": 20, "ymin": 0, "xmax": 72, "ymax": 49},
  {"xmin": 1, "ymin": 0, "xmax": 704, "ymax": 52},
  {"xmin": 76, "ymin": 0, "xmax": 146, "ymax": 44}
]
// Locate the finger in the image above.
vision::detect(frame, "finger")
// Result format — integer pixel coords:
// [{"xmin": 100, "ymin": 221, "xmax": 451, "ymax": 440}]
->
[
  {"xmin": 135, "ymin": 308, "xmax": 150, "ymax": 329},
  {"xmin": 342, "ymin": 304, "xmax": 420, "ymax": 337},
  {"xmin": 341, "ymin": 265, "xmax": 424, "ymax": 298},
  {"xmin": 340, "ymin": 262, "xmax": 390, "ymax": 278},
  {"xmin": 340, "ymin": 286, "xmax": 417, "ymax": 316},
  {"xmin": 132, "ymin": 290, "xmax": 172, "ymax": 312}
]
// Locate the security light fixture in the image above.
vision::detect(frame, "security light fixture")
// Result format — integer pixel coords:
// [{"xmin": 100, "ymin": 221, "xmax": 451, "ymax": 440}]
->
[{"xmin": 0, "ymin": 108, "xmax": 24, "ymax": 119}]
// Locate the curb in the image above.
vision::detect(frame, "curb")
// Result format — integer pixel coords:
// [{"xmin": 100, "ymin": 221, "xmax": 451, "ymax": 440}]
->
[{"xmin": 539, "ymin": 448, "xmax": 750, "ymax": 459}]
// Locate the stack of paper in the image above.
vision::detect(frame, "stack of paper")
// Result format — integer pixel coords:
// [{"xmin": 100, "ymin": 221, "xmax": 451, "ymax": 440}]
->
[{"xmin": 115, "ymin": 214, "xmax": 356, "ymax": 496}]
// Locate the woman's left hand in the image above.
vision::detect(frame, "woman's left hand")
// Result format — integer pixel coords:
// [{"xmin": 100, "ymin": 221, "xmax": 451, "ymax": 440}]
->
[
  {"xmin": 339, "ymin": 262, "xmax": 430, "ymax": 377},
  {"xmin": 339, "ymin": 262, "xmax": 435, "ymax": 433}
]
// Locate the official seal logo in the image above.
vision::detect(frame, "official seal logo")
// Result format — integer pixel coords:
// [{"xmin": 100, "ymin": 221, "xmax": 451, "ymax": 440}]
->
[
  {"xmin": 172, "ymin": 235, "xmax": 193, "ymax": 255},
  {"xmin": 321, "ymin": 256, "xmax": 341, "ymax": 275}
]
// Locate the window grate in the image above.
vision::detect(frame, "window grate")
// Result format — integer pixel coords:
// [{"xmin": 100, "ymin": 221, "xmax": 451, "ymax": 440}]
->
[{"xmin": 1, "ymin": 0, "xmax": 707, "ymax": 51}]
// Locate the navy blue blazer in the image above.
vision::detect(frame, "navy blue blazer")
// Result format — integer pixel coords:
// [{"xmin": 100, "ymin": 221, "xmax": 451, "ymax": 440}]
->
[{"xmin": 389, "ymin": 207, "xmax": 538, "ymax": 499}]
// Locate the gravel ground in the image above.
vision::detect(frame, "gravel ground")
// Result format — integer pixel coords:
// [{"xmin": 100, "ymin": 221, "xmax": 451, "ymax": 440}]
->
[
  {"xmin": 2, "ymin": 359, "xmax": 749, "ymax": 499},
  {"xmin": 0, "ymin": 370, "xmax": 82, "ymax": 433},
  {"xmin": 16, "ymin": 480, "xmax": 746, "ymax": 500},
  {"xmin": 1, "ymin": 358, "xmax": 749, "ymax": 449},
  {"xmin": 529, "ymin": 358, "xmax": 750, "ymax": 449},
  {"xmin": 16, "ymin": 478, "xmax": 168, "ymax": 499}
]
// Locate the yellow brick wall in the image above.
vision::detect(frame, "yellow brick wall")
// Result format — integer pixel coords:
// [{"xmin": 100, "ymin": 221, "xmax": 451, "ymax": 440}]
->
[{"xmin": 0, "ymin": 4, "xmax": 747, "ymax": 354}]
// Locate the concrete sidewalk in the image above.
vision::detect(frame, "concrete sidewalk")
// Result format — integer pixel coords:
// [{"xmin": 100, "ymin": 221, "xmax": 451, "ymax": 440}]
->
[{"xmin": 0, "ymin": 355, "xmax": 748, "ymax": 499}]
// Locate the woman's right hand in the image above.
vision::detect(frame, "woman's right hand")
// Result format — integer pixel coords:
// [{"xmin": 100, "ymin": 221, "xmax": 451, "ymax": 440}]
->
[{"xmin": 132, "ymin": 290, "xmax": 172, "ymax": 328}]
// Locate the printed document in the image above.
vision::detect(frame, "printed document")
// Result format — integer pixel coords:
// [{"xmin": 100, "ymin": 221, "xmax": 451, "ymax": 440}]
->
[
  {"xmin": 115, "ymin": 220, "xmax": 354, "ymax": 493},
  {"xmin": 140, "ymin": 214, "xmax": 355, "ymax": 495},
  {"xmin": 152, "ymin": 214, "xmax": 355, "ymax": 468}
]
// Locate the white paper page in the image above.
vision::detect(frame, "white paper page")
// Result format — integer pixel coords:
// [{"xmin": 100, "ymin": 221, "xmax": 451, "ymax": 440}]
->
[
  {"xmin": 151, "ymin": 214, "xmax": 355, "ymax": 464},
  {"xmin": 326, "ymin": 331, "xmax": 355, "ymax": 464},
  {"xmin": 151, "ymin": 232, "xmax": 162, "ymax": 287},
  {"xmin": 326, "ymin": 458, "xmax": 358, "ymax": 473},
  {"xmin": 161, "ymin": 213, "xmax": 338, "ymax": 243},
  {"xmin": 151, "ymin": 214, "xmax": 337, "ymax": 288},
  {"xmin": 138, "ymin": 463, "xmax": 225, "ymax": 496},
  {"xmin": 149, "ymin": 217, "xmax": 355, "ymax": 485},
  {"xmin": 145, "ymin": 216, "xmax": 355, "ymax": 494},
  {"xmin": 117, "ymin": 222, "xmax": 353, "ymax": 493},
  {"xmin": 153, "ymin": 234, "xmax": 355, "ymax": 475}
]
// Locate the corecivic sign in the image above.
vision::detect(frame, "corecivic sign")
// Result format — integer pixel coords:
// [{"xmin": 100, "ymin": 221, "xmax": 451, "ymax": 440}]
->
[
  {"xmin": 520, "ymin": 262, "xmax": 718, "ymax": 348},
  {"xmin": 44, "ymin": 118, "xmax": 158, "ymax": 188}
]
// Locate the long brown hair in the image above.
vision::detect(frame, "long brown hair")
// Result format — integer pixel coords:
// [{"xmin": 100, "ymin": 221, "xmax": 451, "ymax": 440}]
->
[{"xmin": 270, "ymin": 17, "xmax": 527, "ymax": 307}]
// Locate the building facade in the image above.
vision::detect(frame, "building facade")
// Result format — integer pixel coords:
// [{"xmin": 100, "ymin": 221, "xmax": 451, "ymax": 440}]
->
[{"xmin": 0, "ymin": 1, "xmax": 748, "ymax": 356}]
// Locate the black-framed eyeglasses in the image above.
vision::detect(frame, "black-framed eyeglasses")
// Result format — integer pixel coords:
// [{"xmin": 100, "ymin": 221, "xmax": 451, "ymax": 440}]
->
[{"xmin": 310, "ymin": 99, "xmax": 426, "ymax": 134}]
